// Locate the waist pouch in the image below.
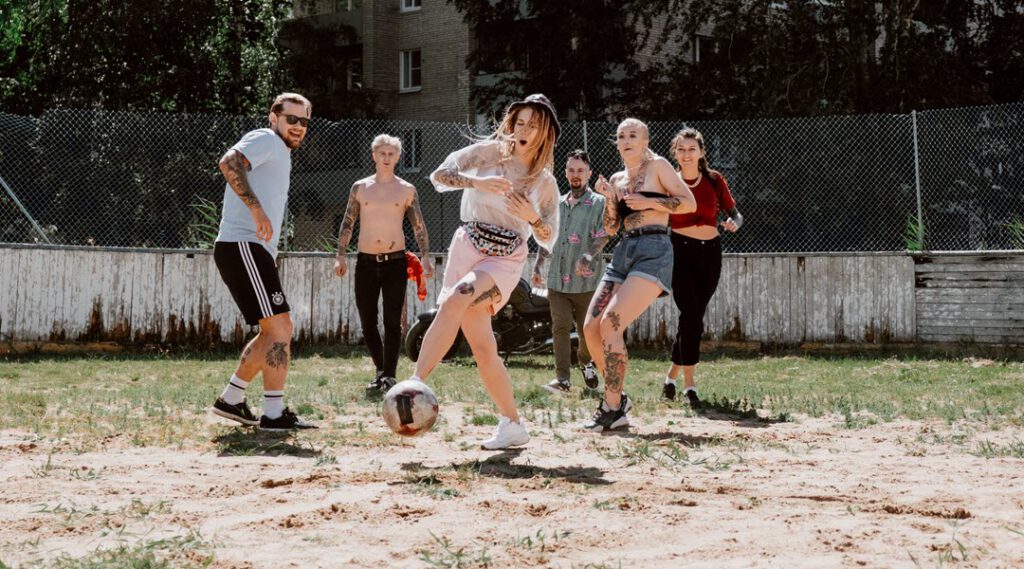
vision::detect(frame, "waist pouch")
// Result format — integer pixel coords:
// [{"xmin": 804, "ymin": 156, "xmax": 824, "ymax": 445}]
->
[{"xmin": 463, "ymin": 221, "xmax": 522, "ymax": 257}]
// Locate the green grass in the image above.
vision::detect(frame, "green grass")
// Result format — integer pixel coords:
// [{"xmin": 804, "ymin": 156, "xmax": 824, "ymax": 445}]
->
[{"xmin": 0, "ymin": 351, "xmax": 1022, "ymax": 450}]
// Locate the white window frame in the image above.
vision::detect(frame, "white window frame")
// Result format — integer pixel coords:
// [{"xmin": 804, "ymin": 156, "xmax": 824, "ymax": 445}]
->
[
  {"xmin": 400, "ymin": 0, "xmax": 421, "ymax": 13},
  {"xmin": 400, "ymin": 129, "xmax": 422, "ymax": 172},
  {"xmin": 399, "ymin": 49, "xmax": 422, "ymax": 92}
]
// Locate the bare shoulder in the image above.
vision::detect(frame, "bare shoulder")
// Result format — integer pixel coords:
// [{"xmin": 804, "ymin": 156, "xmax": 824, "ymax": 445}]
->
[
  {"xmin": 650, "ymin": 156, "xmax": 676, "ymax": 173},
  {"xmin": 395, "ymin": 176, "xmax": 417, "ymax": 192}
]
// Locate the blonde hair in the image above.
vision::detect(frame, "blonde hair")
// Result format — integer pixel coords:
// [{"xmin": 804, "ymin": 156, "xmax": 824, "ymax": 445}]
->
[
  {"xmin": 489, "ymin": 103, "xmax": 557, "ymax": 186},
  {"xmin": 371, "ymin": 134, "xmax": 402, "ymax": 155},
  {"xmin": 616, "ymin": 117, "xmax": 656, "ymax": 164}
]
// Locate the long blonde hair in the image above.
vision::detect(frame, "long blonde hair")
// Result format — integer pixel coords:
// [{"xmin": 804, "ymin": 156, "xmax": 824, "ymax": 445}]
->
[{"xmin": 490, "ymin": 104, "xmax": 557, "ymax": 188}]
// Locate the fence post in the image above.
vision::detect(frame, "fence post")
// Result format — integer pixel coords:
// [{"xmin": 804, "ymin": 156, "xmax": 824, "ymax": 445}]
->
[
  {"xmin": 582, "ymin": 120, "xmax": 588, "ymax": 153},
  {"xmin": 912, "ymin": 110, "xmax": 924, "ymax": 247},
  {"xmin": 0, "ymin": 173, "xmax": 51, "ymax": 244}
]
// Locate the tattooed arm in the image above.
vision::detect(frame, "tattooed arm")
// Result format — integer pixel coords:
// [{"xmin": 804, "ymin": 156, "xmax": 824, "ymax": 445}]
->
[
  {"xmin": 405, "ymin": 187, "xmax": 433, "ymax": 277},
  {"xmin": 430, "ymin": 141, "xmax": 510, "ymax": 194},
  {"xmin": 532, "ymin": 246, "xmax": 551, "ymax": 287},
  {"xmin": 576, "ymin": 227, "xmax": 610, "ymax": 277},
  {"xmin": 525, "ymin": 173, "xmax": 559, "ymax": 250},
  {"xmin": 219, "ymin": 149, "xmax": 273, "ymax": 242},
  {"xmin": 333, "ymin": 182, "xmax": 361, "ymax": 278}
]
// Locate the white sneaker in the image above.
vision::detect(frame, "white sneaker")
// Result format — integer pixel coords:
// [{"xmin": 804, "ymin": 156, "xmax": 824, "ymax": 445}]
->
[{"xmin": 480, "ymin": 416, "xmax": 530, "ymax": 450}]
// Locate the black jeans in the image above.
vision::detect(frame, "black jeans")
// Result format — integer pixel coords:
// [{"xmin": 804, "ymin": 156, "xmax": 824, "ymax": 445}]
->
[
  {"xmin": 354, "ymin": 253, "xmax": 408, "ymax": 378},
  {"xmin": 670, "ymin": 234, "xmax": 722, "ymax": 366}
]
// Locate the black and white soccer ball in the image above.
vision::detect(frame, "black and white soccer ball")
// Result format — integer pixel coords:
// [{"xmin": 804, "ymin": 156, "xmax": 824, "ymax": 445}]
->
[{"xmin": 381, "ymin": 380, "xmax": 439, "ymax": 437}]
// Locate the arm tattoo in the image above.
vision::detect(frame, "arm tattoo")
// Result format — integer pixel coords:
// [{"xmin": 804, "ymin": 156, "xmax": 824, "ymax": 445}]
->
[
  {"xmin": 220, "ymin": 151, "xmax": 261, "ymax": 209},
  {"xmin": 405, "ymin": 191, "xmax": 430, "ymax": 255},
  {"xmin": 470, "ymin": 285, "xmax": 501, "ymax": 307},
  {"xmin": 534, "ymin": 246, "xmax": 551, "ymax": 273},
  {"xmin": 587, "ymin": 234, "xmax": 610, "ymax": 257},
  {"xmin": 603, "ymin": 348, "xmax": 627, "ymax": 394},
  {"xmin": 336, "ymin": 183, "xmax": 361, "ymax": 253},
  {"xmin": 650, "ymin": 196, "xmax": 687, "ymax": 213},
  {"xmin": 265, "ymin": 342, "xmax": 289, "ymax": 369},
  {"xmin": 530, "ymin": 218, "xmax": 553, "ymax": 243},
  {"xmin": 433, "ymin": 167, "xmax": 476, "ymax": 189},
  {"xmin": 602, "ymin": 196, "xmax": 620, "ymax": 236}
]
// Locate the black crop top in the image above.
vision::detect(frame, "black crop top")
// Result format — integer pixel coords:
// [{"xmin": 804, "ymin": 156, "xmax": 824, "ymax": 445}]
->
[{"xmin": 616, "ymin": 191, "xmax": 668, "ymax": 219}]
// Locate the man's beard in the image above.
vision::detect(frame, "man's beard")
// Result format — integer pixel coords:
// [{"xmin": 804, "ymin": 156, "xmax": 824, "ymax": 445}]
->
[{"xmin": 570, "ymin": 182, "xmax": 585, "ymax": 196}]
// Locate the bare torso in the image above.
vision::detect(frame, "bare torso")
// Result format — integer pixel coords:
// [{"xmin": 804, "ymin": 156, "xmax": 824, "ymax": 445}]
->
[
  {"xmin": 356, "ymin": 176, "xmax": 414, "ymax": 254},
  {"xmin": 610, "ymin": 161, "xmax": 672, "ymax": 232}
]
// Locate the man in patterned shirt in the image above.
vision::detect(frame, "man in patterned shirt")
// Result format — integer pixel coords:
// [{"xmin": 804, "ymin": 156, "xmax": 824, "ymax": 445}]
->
[{"xmin": 532, "ymin": 149, "xmax": 609, "ymax": 393}]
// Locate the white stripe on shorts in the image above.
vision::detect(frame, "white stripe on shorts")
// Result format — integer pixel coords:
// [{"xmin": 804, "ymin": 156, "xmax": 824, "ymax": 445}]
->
[{"xmin": 238, "ymin": 242, "xmax": 272, "ymax": 318}]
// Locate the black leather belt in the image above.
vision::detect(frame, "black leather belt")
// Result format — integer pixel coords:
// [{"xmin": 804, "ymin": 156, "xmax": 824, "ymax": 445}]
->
[
  {"xmin": 622, "ymin": 226, "xmax": 670, "ymax": 239},
  {"xmin": 357, "ymin": 250, "xmax": 406, "ymax": 262}
]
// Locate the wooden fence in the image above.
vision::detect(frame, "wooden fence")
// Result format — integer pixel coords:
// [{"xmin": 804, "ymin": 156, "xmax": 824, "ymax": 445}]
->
[{"xmin": 1, "ymin": 245, "xmax": 1020, "ymax": 348}]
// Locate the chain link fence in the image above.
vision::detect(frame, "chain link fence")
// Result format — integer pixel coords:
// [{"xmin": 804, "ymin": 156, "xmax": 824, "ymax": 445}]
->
[{"xmin": 1, "ymin": 104, "xmax": 1022, "ymax": 253}]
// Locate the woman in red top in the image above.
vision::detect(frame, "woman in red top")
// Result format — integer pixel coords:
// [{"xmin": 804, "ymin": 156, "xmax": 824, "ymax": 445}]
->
[{"xmin": 663, "ymin": 128, "xmax": 743, "ymax": 405}]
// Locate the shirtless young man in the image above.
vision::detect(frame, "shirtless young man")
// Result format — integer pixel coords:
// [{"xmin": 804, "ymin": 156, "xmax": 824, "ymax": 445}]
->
[{"xmin": 334, "ymin": 134, "xmax": 432, "ymax": 393}]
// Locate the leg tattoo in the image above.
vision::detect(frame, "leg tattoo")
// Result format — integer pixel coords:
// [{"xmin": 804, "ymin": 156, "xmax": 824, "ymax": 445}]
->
[
  {"xmin": 607, "ymin": 310, "xmax": 622, "ymax": 333},
  {"xmin": 591, "ymin": 282, "xmax": 615, "ymax": 318},
  {"xmin": 470, "ymin": 285, "xmax": 501, "ymax": 307},
  {"xmin": 266, "ymin": 342, "xmax": 289, "ymax": 369},
  {"xmin": 604, "ymin": 347, "xmax": 627, "ymax": 394}
]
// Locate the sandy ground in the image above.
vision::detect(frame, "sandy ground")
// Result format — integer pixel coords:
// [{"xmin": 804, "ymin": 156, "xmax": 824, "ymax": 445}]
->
[{"xmin": 1, "ymin": 406, "xmax": 1023, "ymax": 568}]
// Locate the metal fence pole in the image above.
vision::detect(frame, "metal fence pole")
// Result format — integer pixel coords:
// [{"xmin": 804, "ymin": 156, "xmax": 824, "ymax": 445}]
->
[
  {"xmin": 911, "ymin": 110, "xmax": 924, "ymax": 247},
  {"xmin": 582, "ymin": 120, "xmax": 588, "ymax": 153},
  {"xmin": 0, "ymin": 173, "xmax": 51, "ymax": 244}
]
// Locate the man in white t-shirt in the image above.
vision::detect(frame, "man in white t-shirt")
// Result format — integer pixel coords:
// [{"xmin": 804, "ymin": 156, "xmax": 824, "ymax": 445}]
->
[{"xmin": 210, "ymin": 93, "xmax": 318, "ymax": 432}]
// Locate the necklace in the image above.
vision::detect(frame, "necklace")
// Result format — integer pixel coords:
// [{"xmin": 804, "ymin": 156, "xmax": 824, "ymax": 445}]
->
[{"xmin": 683, "ymin": 172, "xmax": 702, "ymax": 189}]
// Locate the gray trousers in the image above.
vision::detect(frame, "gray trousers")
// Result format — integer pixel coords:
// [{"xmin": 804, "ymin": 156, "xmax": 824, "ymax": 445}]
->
[{"xmin": 549, "ymin": 289, "xmax": 595, "ymax": 380}]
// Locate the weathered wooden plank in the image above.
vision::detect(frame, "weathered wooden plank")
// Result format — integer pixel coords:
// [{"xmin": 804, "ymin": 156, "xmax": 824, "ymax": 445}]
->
[
  {"xmin": 278, "ymin": 256, "xmax": 314, "ymax": 342},
  {"xmin": 916, "ymin": 271, "xmax": 1024, "ymax": 281},
  {"xmin": 0, "ymin": 247, "xmax": 21, "ymax": 340},
  {"xmin": 918, "ymin": 303, "xmax": 1024, "ymax": 317},
  {"xmin": 11, "ymin": 248, "xmax": 61, "ymax": 341},
  {"xmin": 919, "ymin": 332, "xmax": 1024, "ymax": 343},
  {"xmin": 916, "ymin": 264, "xmax": 1024, "ymax": 273},
  {"xmin": 128, "ymin": 252, "xmax": 164, "ymax": 342},
  {"xmin": 916, "ymin": 288, "xmax": 1022, "ymax": 303},
  {"xmin": 915, "ymin": 279, "xmax": 1024, "ymax": 289}
]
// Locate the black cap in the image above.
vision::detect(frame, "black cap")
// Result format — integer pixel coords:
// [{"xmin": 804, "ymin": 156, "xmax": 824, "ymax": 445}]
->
[{"xmin": 506, "ymin": 93, "xmax": 560, "ymax": 142}]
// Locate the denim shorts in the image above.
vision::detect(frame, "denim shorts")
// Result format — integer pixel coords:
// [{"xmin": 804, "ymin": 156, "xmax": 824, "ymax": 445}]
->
[{"xmin": 601, "ymin": 232, "xmax": 673, "ymax": 297}]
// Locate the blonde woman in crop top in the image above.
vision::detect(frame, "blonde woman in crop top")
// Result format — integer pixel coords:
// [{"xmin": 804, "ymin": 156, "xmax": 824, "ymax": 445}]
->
[
  {"xmin": 662, "ymin": 128, "xmax": 743, "ymax": 406},
  {"xmin": 581, "ymin": 118, "xmax": 697, "ymax": 432},
  {"xmin": 407, "ymin": 94, "xmax": 561, "ymax": 450}
]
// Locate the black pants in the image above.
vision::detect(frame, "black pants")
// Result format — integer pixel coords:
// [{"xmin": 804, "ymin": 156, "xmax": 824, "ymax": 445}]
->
[
  {"xmin": 670, "ymin": 234, "xmax": 722, "ymax": 366},
  {"xmin": 354, "ymin": 253, "xmax": 408, "ymax": 378}
]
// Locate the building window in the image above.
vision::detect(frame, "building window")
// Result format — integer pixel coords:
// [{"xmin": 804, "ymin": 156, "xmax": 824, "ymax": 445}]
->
[
  {"xmin": 400, "ymin": 49, "xmax": 422, "ymax": 92},
  {"xmin": 400, "ymin": 0, "xmax": 421, "ymax": 12},
  {"xmin": 400, "ymin": 130, "xmax": 422, "ymax": 171},
  {"xmin": 694, "ymin": 34, "xmax": 722, "ymax": 64},
  {"xmin": 347, "ymin": 58, "xmax": 363, "ymax": 90}
]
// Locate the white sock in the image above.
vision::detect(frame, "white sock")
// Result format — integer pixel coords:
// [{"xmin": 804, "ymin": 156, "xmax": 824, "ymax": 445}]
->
[
  {"xmin": 263, "ymin": 390, "xmax": 285, "ymax": 419},
  {"xmin": 664, "ymin": 376, "xmax": 676, "ymax": 385},
  {"xmin": 220, "ymin": 375, "xmax": 249, "ymax": 405},
  {"xmin": 684, "ymin": 386, "xmax": 697, "ymax": 395},
  {"xmin": 409, "ymin": 375, "xmax": 424, "ymax": 383}
]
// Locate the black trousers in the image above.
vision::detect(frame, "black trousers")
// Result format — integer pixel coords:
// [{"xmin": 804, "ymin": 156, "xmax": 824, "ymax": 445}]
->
[
  {"xmin": 670, "ymin": 234, "xmax": 722, "ymax": 366},
  {"xmin": 354, "ymin": 253, "xmax": 408, "ymax": 378}
]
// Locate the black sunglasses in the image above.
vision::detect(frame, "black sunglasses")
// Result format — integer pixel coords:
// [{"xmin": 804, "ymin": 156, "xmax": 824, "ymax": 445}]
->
[{"xmin": 276, "ymin": 112, "xmax": 310, "ymax": 127}]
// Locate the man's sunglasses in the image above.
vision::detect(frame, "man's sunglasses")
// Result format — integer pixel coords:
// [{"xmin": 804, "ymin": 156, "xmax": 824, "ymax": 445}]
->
[{"xmin": 275, "ymin": 112, "xmax": 310, "ymax": 127}]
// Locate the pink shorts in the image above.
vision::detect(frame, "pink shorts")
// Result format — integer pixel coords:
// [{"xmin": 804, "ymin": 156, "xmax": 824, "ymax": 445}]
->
[{"xmin": 438, "ymin": 226, "xmax": 528, "ymax": 314}]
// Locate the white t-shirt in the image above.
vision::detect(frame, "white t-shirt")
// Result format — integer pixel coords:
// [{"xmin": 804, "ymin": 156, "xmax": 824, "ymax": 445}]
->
[
  {"xmin": 215, "ymin": 128, "xmax": 292, "ymax": 258},
  {"xmin": 429, "ymin": 140, "xmax": 559, "ymax": 251}
]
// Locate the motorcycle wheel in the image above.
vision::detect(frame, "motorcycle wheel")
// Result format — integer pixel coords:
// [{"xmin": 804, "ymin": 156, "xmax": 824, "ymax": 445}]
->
[{"xmin": 405, "ymin": 319, "xmax": 466, "ymax": 362}]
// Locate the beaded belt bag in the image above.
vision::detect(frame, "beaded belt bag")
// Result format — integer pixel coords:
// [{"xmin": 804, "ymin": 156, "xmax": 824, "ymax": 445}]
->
[{"xmin": 463, "ymin": 221, "xmax": 522, "ymax": 257}]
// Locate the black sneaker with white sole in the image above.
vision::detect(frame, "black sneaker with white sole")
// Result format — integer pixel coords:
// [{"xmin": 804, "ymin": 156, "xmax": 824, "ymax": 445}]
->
[
  {"xmin": 259, "ymin": 408, "xmax": 318, "ymax": 432},
  {"xmin": 542, "ymin": 377, "xmax": 572, "ymax": 394},
  {"xmin": 212, "ymin": 397, "xmax": 258, "ymax": 426},
  {"xmin": 582, "ymin": 393, "xmax": 633, "ymax": 432},
  {"xmin": 684, "ymin": 389, "xmax": 701, "ymax": 408},
  {"xmin": 580, "ymin": 362, "xmax": 599, "ymax": 390},
  {"xmin": 366, "ymin": 373, "xmax": 396, "ymax": 394},
  {"xmin": 662, "ymin": 382, "xmax": 677, "ymax": 401}
]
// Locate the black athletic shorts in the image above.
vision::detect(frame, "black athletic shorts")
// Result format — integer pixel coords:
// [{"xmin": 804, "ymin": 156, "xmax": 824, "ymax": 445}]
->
[{"xmin": 214, "ymin": 241, "xmax": 290, "ymax": 325}]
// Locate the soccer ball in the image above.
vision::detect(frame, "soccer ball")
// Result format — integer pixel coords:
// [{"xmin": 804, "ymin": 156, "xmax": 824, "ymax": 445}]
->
[{"xmin": 381, "ymin": 380, "xmax": 439, "ymax": 437}]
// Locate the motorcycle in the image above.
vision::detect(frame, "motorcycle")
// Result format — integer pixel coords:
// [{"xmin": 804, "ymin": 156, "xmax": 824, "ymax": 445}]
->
[{"xmin": 405, "ymin": 278, "xmax": 578, "ymax": 362}]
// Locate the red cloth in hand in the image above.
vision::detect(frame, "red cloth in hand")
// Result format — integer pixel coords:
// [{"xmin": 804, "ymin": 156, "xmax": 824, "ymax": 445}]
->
[{"xmin": 406, "ymin": 252, "xmax": 427, "ymax": 301}]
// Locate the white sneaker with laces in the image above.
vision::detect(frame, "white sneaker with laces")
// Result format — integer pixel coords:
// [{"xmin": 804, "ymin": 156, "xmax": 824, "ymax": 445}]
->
[{"xmin": 480, "ymin": 416, "xmax": 530, "ymax": 450}]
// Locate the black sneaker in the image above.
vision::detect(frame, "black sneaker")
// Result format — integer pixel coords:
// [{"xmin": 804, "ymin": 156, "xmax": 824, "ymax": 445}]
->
[
  {"xmin": 366, "ymin": 373, "xmax": 396, "ymax": 394},
  {"xmin": 684, "ymin": 389, "xmax": 701, "ymax": 408},
  {"xmin": 259, "ymin": 407, "xmax": 318, "ymax": 432},
  {"xmin": 662, "ymin": 382, "xmax": 676, "ymax": 401},
  {"xmin": 542, "ymin": 377, "xmax": 571, "ymax": 394},
  {"xmin": 580, "ymin": 362, "xmax": 599, "ymax": 390},
  {"xmin": 582, "ymin": 393, "xmax": 632, "ymax": 432},
  {"xmin": 212, "ymin": 397, "xmax": 258, "ymax": 426}
]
